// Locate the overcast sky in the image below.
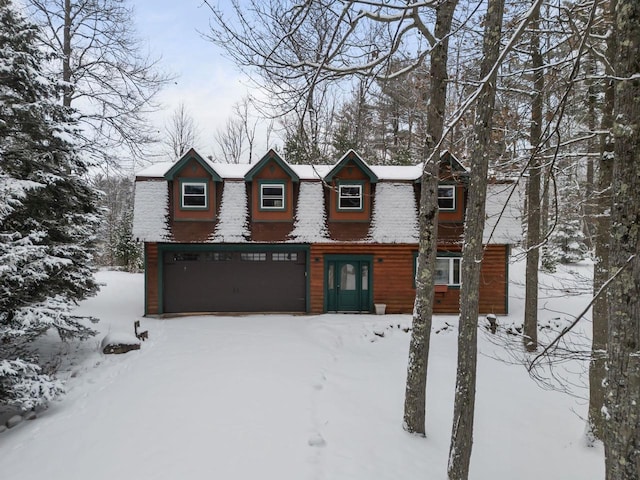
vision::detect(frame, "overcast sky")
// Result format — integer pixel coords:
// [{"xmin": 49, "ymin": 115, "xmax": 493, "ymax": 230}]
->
[{"xmin": 134, "ymin": 1, "xmax": 273, "ymax": 164}]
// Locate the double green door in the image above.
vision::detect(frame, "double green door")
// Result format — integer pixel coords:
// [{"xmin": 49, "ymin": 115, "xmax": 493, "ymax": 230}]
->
[{"xmin": 325, "ymin": 256, "xmax": 372, "ymax": 312}]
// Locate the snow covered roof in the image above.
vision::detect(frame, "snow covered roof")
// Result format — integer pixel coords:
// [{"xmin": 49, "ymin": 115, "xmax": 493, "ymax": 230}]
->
[
  {"xmin": 288, "ymin": 182, "xmax": 329, "ymax": 242},
  {"xmin": 368, "ymin": 183, "xmax": 419, "ymax": 243},
  {"xmin": 135, "ymin": 159, "xmax": 422, "ymax": 182},
  {"xmin": 208, "ymin": 181, "xmax": 249, "ymax": 242},
  {"xmin": 132, "ymin": 180, "xmax": 170, "ymax": 242},
  {"xmin": 133, "ymin": 149, "xmax": 521, "ymax": 246},
  {"xmin": 484, "ymin": 182, "xmax": 524, "ymax": 244}
]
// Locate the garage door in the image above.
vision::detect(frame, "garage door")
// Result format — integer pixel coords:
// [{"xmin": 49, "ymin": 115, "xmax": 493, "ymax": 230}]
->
[{"xmin": 162, "ymin": 250, "xmax": 306, "ymax": 313}]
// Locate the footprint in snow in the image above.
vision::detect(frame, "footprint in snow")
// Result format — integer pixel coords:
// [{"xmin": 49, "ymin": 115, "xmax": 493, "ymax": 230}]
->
[{"xmin": 308, "ymin": 433, "xmax": 326, "ymax": 447}]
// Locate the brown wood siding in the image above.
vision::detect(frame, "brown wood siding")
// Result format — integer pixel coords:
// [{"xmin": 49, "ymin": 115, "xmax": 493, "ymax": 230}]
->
[
  {"xmin": 250, "ymin": 222, "xmax": 294, "ymax": 241},
  {"xmin": 250, "ymin": 159, "xmax": 295, "ymax": 222},
  {"xmin": 478, "ymin": 244, "xmax": 509, "ymax": 314},
  {"xmin": 172, "ymin": 158, "xmax": 217, "ymax": 222},
  {"xmin": 145, "ymin": 242, "xmax": 159, "ymax": 315},
  {"xmin": 438, "ymin": 185, "xmax": 465, "ymax": 222},
  {"xmin": 327, "ymin": 222, "xmax": 371, "ymax": 241}
]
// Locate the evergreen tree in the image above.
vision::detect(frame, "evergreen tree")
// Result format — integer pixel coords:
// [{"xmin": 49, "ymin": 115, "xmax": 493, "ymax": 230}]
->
[
  {"xmin": 113, "ymin": 209, "xmax": 141, "ymax": 272},
  {"xmin": 0, "ymin": 0, "xmax": 100, "ymax": 410}
]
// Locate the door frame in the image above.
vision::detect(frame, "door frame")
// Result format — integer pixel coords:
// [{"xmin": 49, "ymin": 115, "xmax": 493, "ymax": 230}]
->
[{"xmin": 323, "ymin": 254, "xmax": 373, "ymax": 312}]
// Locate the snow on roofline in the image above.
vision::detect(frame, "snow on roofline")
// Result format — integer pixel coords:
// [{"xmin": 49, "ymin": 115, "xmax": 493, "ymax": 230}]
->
[{"xmin": 136, "ymin": 160, "xmax": 422, "ymax": 181}]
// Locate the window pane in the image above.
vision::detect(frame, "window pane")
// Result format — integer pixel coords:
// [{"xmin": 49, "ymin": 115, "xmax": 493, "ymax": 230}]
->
[
  {"xmin": 328, "ymin": 263, "xmax": 335, "ymax": 289},
  {"xmin": 438, "ymin": 186, "xmax": 455, "ymax": 210},
  {"xmin": 341, "ymin": 264, "xmax": 356, "ymax": 290},
  {"xmin": 240, "ymin": 253, "xmax": 266, "ymax": 261},
  {"xmin": 452, "ymin": 258, "xmax": 461, "ymax": 285},
  {"xmin": 184, "ymin": 184, "xmax": 205, "ymax": 195},
  {"xmin": 182, "ymin": 182, "xmax": 207, "ymax": 208},
  {"xmin": 361, "ymin": 264, "xmax": 369, "ymax": 291},
  {"xmin": 338, "ymin": 185, "xmax": 362, "ymax": 209},
  {"xmin": 339, "ymin": 197, "xmax": 361, "ymax": 208},
  {"xmin": 184, "ymin": 195, "xmax": 206, "ymax": 206},
  {"xmin": 263, "ymin": 186, "xmax": 283, "ymax": 196},
  {"xmin": 261, "ymin": 184, "xmax": 284, "ymax": 209},
  {"xmin": 272, "ymin": 252, "xmax": 297, "ymax": 261},
  {"xmin": 262, "ymin": 198, "xmax": 283, "ymax": 208},
  {"xmin": 341, "ymin": 186, "xmax": 360, "ymax": 197},
  {"xmin": 434, "ymin": 258, "xmax": 450, "ymax": 284}
]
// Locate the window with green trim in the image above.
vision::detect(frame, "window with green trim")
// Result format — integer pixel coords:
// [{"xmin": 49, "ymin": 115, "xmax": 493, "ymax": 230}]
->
[
  {"xmin": 181, "ymin": 181, "xmax": 207, "ymax": 209},
  {"xmin": 338, "ymin": 184, "xmax": 362, "ymax": 210},
  {"xmin": 438, "ymin": 185, "xmax": 455, "ymax": 210},
  {"xmin": 260, "ymin": 183, "xmax": 285, "ymax": 210},
  {"xmin": 435, "ymin": 256, "xmax": 461, "ymax": 285}
]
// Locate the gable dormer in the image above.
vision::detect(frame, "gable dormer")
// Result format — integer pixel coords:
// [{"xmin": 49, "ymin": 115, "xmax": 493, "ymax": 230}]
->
[
  {"xmin": 324, "ymin": 150, "xmax": 378, "ymax": 222},
  {"xmin": 164, "ymin": 148, "xmax": 222, "ymax": 222},
  {"xmin": 244, "ymin": 150, "xmax": 299, "ymax": 222}
]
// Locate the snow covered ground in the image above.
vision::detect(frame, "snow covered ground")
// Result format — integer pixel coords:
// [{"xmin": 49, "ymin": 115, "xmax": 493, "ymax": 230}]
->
[{"xmin": 0, "ymin": 256, "xmax": 604, "ymax": 479}]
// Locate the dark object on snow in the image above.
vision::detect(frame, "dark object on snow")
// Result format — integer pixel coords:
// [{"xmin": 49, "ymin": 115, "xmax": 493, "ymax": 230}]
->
[
  {"xmin": 134, "ymin": 320, "xmax": 149, "ymax": 341},
  {"xmin": 486, "ymin": 314, "xmax": 498, "ymax": 334},
  {"xmin": 101, "ymin": 333, "xmax": 141, "ymax": 354}
]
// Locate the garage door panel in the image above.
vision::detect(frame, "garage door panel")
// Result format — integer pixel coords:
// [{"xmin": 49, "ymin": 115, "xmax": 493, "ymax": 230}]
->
[{"xmin": 163, "ymin": 250, "xmax": 306, "ymax": 313}]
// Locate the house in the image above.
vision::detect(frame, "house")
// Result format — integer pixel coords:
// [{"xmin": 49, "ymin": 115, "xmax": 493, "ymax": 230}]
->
[{"xmin": 132, "ymin": 148, "xmax": 522, "ymax": 316}]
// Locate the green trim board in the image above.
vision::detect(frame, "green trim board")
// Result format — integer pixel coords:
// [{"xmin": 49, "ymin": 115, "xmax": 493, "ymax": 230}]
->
[
  {"xmin": 164, "ymin": 148, "xmax": 222, "ymax": 182},
  {"xmin": 156, "ymin": 243, "xmax": 311, "ymax": 315},
  {"xmin": 324, "ymin": 149, "xmax": 378, "ymax": 183},
  {"xmin": 244, "ymin": 149, "xmax": 300, "ymax": 182}
]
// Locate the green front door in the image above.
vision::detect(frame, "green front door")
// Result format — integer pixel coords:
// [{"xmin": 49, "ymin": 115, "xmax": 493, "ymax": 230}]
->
[{"xmin": 325, "ymin": 257, "xmax": 371, "ymax": 312}]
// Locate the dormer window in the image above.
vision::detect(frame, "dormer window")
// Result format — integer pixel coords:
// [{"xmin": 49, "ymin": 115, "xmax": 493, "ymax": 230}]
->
[
  {"xmin": 181, "ymin": 180, "xmax": 207, "ymax": 209},
  {"xmin": 338, "ymin": 183, "xmax": 363, "ymax": 210},
  {"xmin": 260, "ymin": 182, "xmax": 286, "ymax": 210},
  {"xmin": 438, "ymin": 185, "xmax": 455, "ymax": 210}
]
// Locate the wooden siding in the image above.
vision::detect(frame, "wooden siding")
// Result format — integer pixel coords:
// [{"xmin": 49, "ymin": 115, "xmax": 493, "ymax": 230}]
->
[
  {"xmin": 438, "ymin": 185, "xmax": 466, "ymax": 222},
  {"xmin": 250, "ymin": 222, "xmax": 294, "ymax": 241},
  {"xmin": 145, "ymin": 242, "xmax": 159, "ymax": 315}
]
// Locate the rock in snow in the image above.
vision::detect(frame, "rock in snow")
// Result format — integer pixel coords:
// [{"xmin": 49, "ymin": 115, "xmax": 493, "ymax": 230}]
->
[{"xmin": 101, "ymin": 332, "xmax": 141, "ymax": 355}]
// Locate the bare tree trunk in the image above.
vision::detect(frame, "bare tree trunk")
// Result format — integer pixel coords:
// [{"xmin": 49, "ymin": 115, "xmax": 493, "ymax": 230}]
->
[
  {"xmin": 447, "ymin": 0, "xmax": 503, "ymax": 477},
  {"xmin": 588, "ymin": 0, "xmax": 615, "ymax": 441},
  {"xmin": 523, "ymin": 4, "xmax": 544, "ymax": 352},
  {"xmin": 403, "ymin": 0, "xmax": 458, "ymax": 435},
  {"xmin": 603, "ymin": 0, "xmax": 640, "ymax": 476}
]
